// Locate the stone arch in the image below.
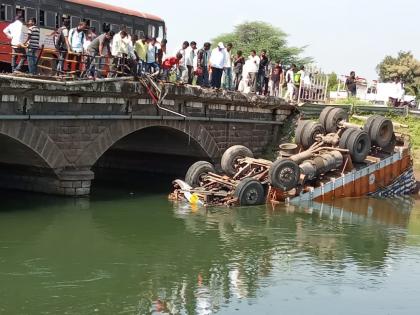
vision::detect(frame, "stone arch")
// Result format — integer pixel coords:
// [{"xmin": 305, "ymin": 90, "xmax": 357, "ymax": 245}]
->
[
  {"xmin": 75, "ymin": 119, "xmax": 222, "ymax": 169},
  {"xmin": 0, "ymin": 120, "xmax": 68, "ymax": 174}
]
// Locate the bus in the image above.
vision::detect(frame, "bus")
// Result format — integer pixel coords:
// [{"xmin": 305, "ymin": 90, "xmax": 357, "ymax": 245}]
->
[{"xmin": 0, "ymin": 0, "xmax": 166, "ymax": 69}]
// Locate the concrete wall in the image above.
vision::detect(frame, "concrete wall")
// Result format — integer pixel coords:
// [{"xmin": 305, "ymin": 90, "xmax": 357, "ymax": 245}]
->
[{"xmin": 0, "ymin": 76, "xmax": 297, "ymax": 196}]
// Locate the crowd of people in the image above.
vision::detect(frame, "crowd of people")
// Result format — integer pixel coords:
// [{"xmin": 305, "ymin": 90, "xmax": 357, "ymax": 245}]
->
[{"xmin": 3, "ymin": 14, "xmax": 309, "ymax": 101}]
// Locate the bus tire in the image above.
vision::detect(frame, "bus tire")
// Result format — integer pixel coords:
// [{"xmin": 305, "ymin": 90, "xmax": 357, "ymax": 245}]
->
[
  {"xmin": 234, "ymin": 178, "xmax": 265, "ymax": 206},
  {"xmin": 269, "ymin": 159, "xmax": 301, "ymax": 191},
  {"xmin": 221, "ymin": 145, "xmax": 253, "ymax": 176},
  {"xmin": 185, "ymin": 161, "xmax": 215, "ymax": 187}
]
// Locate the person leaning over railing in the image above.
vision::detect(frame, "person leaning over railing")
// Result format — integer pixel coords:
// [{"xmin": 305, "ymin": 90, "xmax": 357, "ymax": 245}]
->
[
  {"xmin": 24, "ymin": 17, "xmax": 40, "ymax": 75},
  {"xmin": 3, "ymin": 14, "xmax": 26, "ymax": 73},
  {"xmin": 86, "ymin": 31, "xmax": 114, "ymax": 79}
]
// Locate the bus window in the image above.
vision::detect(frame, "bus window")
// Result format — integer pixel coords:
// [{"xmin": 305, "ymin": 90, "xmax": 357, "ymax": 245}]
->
[
  {"xmin": 25, "ymin": 7, "xmax": 37, "ymax": 22},
  {"xmin": 111, "ymin": 24, "xmax": 119, "ymax": 32},
  {"xmin": 1, "ymin": 4, "xmax": 13, "ymax": 21},
  {"xmin": 39, "ymin": 10, "xmax": 45, "ymax": 26},
  {"xmin": 90, "ymin": 19, "xmax": 100, "ymax": 34},
  {"xmin": 71, "ymin": 16, "xmax": 81, "ymax": 28},
  {"xmin": 158, "ymin": 25, "xmax": 164, "ymax": 39},
  {"xmin": 45, "ymin": 11, "xmax": 56, "ymax": 28},
  {"xmin": 127, "ymin": 27, "xmax": 133, "ymax": 36},
  {"xmin": 148, "ymin": 25, "xmax": 155, "ymax": 38}
]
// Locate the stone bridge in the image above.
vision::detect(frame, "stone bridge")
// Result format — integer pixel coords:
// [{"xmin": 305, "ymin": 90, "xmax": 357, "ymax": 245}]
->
[{"xmin": 0, "ymin": 75, "xmax": 297, "ymax": 196}]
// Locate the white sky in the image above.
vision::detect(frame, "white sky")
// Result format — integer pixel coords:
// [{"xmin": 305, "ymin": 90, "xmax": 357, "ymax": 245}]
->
[{"xmin": 98, "ymin": 0, "xmax": 419, "ymax": 80}]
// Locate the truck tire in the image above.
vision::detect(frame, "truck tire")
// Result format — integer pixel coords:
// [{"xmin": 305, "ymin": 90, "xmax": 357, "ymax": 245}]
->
[
  {"xmin": 269, "ymin": 158, "xmax": 301, "ymax": 191},
  {"xmin": 325, "ymin": 108, "xmax": 348, "ymax": 133},
  {"xmin": 346, "ymin": 129, "xmax": 371, "ymax": 163},
  {"xmin": 221, "ymin": 145, "xmax": 253, "ymax": 176},
  {"xmin": 301, "ymin": 121, "xmax": 325, "ymax": 149},
  {"xmin": 319, "ymin": 106, "xmax": 335, "ymax": 130},
  {"xmin": 338, "ymin": 128, "xmax": 357, "ymax": 150},
  {"xmin": 370, "ymin": 116, "xmax": 394, "ymax": 148},
  {"xmin": 234, "ymin": 178, "xmax": 265, "ymax": 206},
  {"xmin": 295, "ymin": 120, "xmax": 311, "ymax": 146},
  {"xmin": 185, "ymin": 161, "xmax": 216, "ymax": 187}
]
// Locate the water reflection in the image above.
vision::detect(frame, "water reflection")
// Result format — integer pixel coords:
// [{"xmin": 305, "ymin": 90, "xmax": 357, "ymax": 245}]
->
[{"xmin": 0, "ymin": 190, "xmax": 419, "ymax": 314}]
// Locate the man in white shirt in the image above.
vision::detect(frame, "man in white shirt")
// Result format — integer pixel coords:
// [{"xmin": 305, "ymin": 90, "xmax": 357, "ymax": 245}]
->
[
  {"xmin": 223, "ymin": 43, "xmax": 233, "ymax": 90},
  {"xmin": 284, "ymin": 64, "xmax": 297, "ymax": 102},
  {"xmin": 3, "ymin": 15, "xmax": 26, "ymax": 72},
  {"xmin": 146, "ymin": 37, "xmax": 159, "ymax": 74},
  {"xmin": 209, "ymin": 42, "xmax": 227, "ymax": 89},
  {"xmin": 176, "ymin": 41, "xmax": 189, "ymax": 83},
  {"xmin": 185, "ymin": 41, "xmax": 197, "ymax": 84},
  {"xmin": 248, "ymin": 50, "xmax": 260, "ymax": 93}
]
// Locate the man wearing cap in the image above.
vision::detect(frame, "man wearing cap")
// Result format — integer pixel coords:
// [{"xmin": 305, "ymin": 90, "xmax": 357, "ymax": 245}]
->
[{"xmin": 209, "ymin": 42, "xmax": 226, "ymax": 89}]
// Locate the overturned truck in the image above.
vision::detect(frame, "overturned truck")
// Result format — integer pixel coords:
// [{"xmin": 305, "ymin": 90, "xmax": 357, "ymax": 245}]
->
[{"xmin": 169, "ymin": 107, "xmax": 416, "ymax": 207}]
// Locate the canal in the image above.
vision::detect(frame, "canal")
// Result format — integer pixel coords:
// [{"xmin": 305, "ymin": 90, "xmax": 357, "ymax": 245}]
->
[{"xmin": 1, "ymin": 181, "xmax": 420, "ymax": 314}]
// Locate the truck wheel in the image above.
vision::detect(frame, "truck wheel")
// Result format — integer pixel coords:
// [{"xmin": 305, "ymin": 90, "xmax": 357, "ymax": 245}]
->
[
  {"xmin": 221, "ymin": 145, "xmax": 253, "ymax": 176},
  {"xmin": 234, "ymin": 178, "xmax": 265, "ymax": 206},
  {"xmin": 319, "ymin": 106, "xmax": 335, "ymax": 130},
  {"xmin": 185, "ymin": 161, "xmax": 215, "ymax": 187},
  {"xmin": 325, "ymin": 108, "xmax": 348, "ymax": 133},
  {"xmin": 338, "ymin": 128, "xmax": 357, "ymax": 150},
  {"xmin": 370, "ymin": 116, "xmax": 394, "ymax": 147},
  {"xmin": 346, "ymin": 129, "xmax": 371, "ymax": 163},
  {"xmin": 301, "ymin": 121, "xmax": 325, "ymax": 149},
  {"xmin": 269, "ymin": 159, "xmax": 301, "ymax": 191},
  {"xmin": 363, "ymin": 115, "xmax": 381, "ymax": 137},
  {"xmin": 295, "ymin": 120, "xmax": 311, "ymax": 146}
]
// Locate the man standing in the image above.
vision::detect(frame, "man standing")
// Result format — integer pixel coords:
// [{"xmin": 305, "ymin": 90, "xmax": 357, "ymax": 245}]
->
[
  {"xmin": 258, "ymin": 50, "xmax": 269, "ymax": 95},
  {"xmin": 196, "ymin": 42, "xmax": 211, "ymax": 87},
  {"xmin": 146, "ymin": 37, "xmax": 159, "ymax": 74},
  {"xmin": 134, "ymin": 35, "xmax": 148, "ymax": 74},
  {"xmin": 233, "ymin": 50, "xmax": 245, "ymax": 90},
  {"xmin": 176, "ymin": 41, "xmax": 189, "ymax": 82},
  {"xmin": 345, "ymin": 71, "xmax": 357, "ymax": 97},
  {"xmin": 209, "ymin": 42, "xmax": 226, "ymax": 89},
  {"xmin": 54, "ymin": 19, "xmax": 70, "ymax": 74},
  {"xmin": 68, "ymin": 22, "xmax": 87, "ymax": 53},
  {"xmin": 157, "ymin": 38, "xmax": 167, "ymax": 66},
  {"xmin": 3, "ymin": 15, "xmax": 26, "ymax": 73},
  {"xmin": 284, "ymin": 64, "xmax": 297, "ymax": 102},
  {"xmin": 223, "ymin": 43, "xmax": 233, "ymax": 90},
  {"xmin": 25, "ymin": 17, "xmax": 40, "ymax": 75},
  {"xmin": 248, "ymin": 50, "xmax": 260, "ymax": 93},
  {"xmin": 185, "ymin": 41, "xmax": 197, "ymax": 84}
]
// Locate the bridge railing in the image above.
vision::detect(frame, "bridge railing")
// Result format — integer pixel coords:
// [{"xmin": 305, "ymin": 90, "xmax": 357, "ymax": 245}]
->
[{"xmin": 299, "ymin": 103, "xmax": 411, "ymax": 119}]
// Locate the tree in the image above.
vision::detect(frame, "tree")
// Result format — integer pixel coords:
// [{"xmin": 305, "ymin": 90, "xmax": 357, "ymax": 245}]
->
[
  {"xmin": 376, "ymin": 51, "xmax": 420, "ymax": 97},
  {"xmin": 327, "ymin": 72, "xmax": 339, "ymax": 91},
  {"xmin": 212, "ymin": 21, "xmax": 311, "ymax": 66}
]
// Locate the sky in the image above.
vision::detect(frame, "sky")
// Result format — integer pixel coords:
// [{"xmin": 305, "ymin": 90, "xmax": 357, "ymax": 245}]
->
[{"xmin": 99, "ymin": 0, "xmax": 419, "ymax": 80}]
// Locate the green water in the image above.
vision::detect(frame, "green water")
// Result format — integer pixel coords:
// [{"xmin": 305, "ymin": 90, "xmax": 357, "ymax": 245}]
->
[{"xmin": 1, "ymin": 186, "xmax": 420, "ymax": 315}]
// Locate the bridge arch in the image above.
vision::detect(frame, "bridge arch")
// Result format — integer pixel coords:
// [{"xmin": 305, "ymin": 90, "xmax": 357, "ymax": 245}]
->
[
  {"xmin": 75, "ymin": 119, "xmax": 222, "ymax": 169},
  {"xmin": 0, "ymin": 120, "xmax": 68, "ymax": 175}
]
